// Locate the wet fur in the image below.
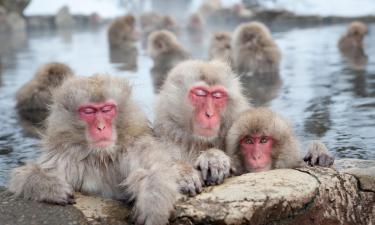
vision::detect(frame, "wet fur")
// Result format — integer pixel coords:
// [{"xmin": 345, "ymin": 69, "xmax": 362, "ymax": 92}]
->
[{"xmin": 10, "ymin": 75, "xmax": 179, "ymax": 225}]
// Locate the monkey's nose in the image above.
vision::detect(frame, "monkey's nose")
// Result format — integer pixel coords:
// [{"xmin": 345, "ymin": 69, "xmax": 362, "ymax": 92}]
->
[
  {"xmin": 205, "ymin": 111, "xmax": 213, "ymax": 118},
  {"xmin": 97, "ymin": 124, "xmax": 105, "ymax": 131}
]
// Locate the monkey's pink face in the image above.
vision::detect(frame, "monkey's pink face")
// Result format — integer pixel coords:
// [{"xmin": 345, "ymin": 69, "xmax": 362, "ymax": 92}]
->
[
  {"xmin": 189, "ymin": 85, "xmax": 228, "ymax": 138},
  {"xmin": 78, "ymin": 100, "xmax": 117, "ymax": 148},
  {"xmin": 240, "ymin": 134, "xmax": 273, "ymax": 172}
]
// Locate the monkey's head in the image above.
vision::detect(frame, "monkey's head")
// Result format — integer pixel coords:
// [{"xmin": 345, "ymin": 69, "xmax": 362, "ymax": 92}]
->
[
  {"xmin": 44, "ymin": 75, "xmax": 148, "ymax": 154},
  {"xmin": 211, "ymin": 32, "xmax": 231, "ymax": 51},
  {"xmin": 35, "ymin": 63, "xmax": 74, "ymax": 87},
  {"xmin": 162, "ymin": 15, "xmax": 178, "ymax": 30},
  {"xmin": 226, "ymin": 108, "xmax": 293, "ymax": 172},
  {"xmin": 233, "ymin": 22, "xmax": 272, "ymax": 49},
  {"xmin": 147, "ymin": 30, "xmax": 179, "ymax": 58},
  {"xmin": 347, "ymin": 21, "xmax": 368, "ymax": 40},
  {"xmin": 156, "ymin": 60, "xmax": 248, "ymax": 142}
]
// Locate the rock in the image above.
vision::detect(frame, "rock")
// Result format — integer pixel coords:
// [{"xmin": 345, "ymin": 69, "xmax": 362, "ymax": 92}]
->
[
  {"xmin": 1, "ymin": 161, "xmax": 374, "ymax": 225},
  {"xmin": 0, "ymin": 187, "xmax": 89, "ymax": 225},
  {"xmin": 335, "ymin": 158, "xmax": 375, "ymax": 192}
]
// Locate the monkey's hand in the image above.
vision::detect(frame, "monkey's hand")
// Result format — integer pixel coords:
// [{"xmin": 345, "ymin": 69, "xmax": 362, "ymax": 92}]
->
[
  {"xmin": 9, "ymin": 164, "xmax": 75, "ymax": 205},
  {"xmin": 173, "ymin": 161, "xmax": 203, "ymax": 196},
  {"xmin": 195, "ymin": 148, "xmax": 231, "ymax": 186},
  {"xmin": 303, "ymin": 140, "xmax": 335, "ymax": 167}
]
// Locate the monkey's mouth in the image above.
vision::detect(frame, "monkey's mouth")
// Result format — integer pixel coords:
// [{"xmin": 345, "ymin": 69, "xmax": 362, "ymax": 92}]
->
[{"xmin": 91, "ymin": 139, "xmax": 115, "ymax": 148}]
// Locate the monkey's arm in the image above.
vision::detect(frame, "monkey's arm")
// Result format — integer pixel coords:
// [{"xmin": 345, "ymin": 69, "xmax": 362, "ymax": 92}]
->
[
  {"xmin": 302, "ymin": 140, "xmax": 335, "ymax": 167},
  {"xmin": 195, "ymin": 148, "xmax": 231, "ymax": 186},
  {"xmin": 120, "ymin": 135, "xmax": 180, "ymax": 225},
  {"xmin": 9, "ymin": 160, "xmax": 74, "ymax": 205}
]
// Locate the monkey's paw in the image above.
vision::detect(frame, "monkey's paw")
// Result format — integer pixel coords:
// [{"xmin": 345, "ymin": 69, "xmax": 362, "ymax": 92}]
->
[
  {"xmin": 173, "ymin": 161, "xmax": 203, "ymax": 196},
  {"xmin": 303, "ymin": 140, "xmax": 335, "ymax": 167},
  {"xmin": 195, "ymin": 148, "xmax": 231, "ymax": 186},
  {"xmin": 38, "ymin": 177, "xmax": 75, "ymax": 206}
]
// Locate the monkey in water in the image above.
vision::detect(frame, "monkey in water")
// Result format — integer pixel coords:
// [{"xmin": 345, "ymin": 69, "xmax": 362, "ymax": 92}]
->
[
  {"xmin": 147, "ymin": 30, "xmax": 189, "ymax": 92},
  {"xmin": 154, "ymin": 60, "xmax": 249, "ymax": 196},
  {"xmin": 338, "ymin": 21, "xmax": 368, "ymax": 70},
  {"xmin": 16, "ymin": 62, "xmax": 74, "ymax": 126},
  {"xmin": 226, "ymin": 107, "xmax": 335, "ymax": 175},
  {"xmin": 108, "ymin": 14, "xmax": 138, "ymax": 48},
  {"xmin": 10, "ymin": 75, "xmax": 179, "ymax": 225},
  {"xmin": 208, "ymin": 31, "xmax": 232, "ymax": 66},
  {"xmin": 231, "ymin": 21, "xmax": 281, "ymax": 76}
]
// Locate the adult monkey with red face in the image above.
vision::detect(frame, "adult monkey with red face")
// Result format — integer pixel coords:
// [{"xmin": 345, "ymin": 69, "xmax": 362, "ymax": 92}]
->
[
  {"xmin": 226, "ymin": 108, "xmax": 334, "ymax": 175},
  {"xmin": 154, "ymin": 60, "xmax": 249, "ymax": 196},
  {"xmin": 9, "ymin": 75, "xmax": 179, "ymax": 225}
]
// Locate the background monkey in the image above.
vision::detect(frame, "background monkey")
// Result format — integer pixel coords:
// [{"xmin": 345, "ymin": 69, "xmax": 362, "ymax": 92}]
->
[
  {"xmin": 338, "ymin": 21, "xmax": 368, "ymax": 70},
  {"xmin": 208, "ymin": 31, "xmax": 232, "ymax": 65},
  {"xmin": 226, "ymin": 107, "xmax": 334, "ymax": 175},
  {"xmin": 107, "ymin": 14, "xmax": 138, "ymax": 48},
  {"xmin": 231, "ymin": 21, "xmax": 281, "ymax": 76},
  {"xmin": 16, "ymin": 62, "xmax": 74, "ymax": 126},
  {"xmin": 10, "ymin": 75, "xmax": 179, "ymax": 225},
  {"xmin": 147, "ymin": 30, "xmax": 189, "ymax": 92},
  {"xmin": 154, "ymin": 60, "xmax": 249, "ymax": 196}
]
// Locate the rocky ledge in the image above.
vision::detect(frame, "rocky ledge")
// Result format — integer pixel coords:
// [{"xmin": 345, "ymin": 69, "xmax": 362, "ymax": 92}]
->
[{"xmin": 1, "ymin": 158, "xmax": 374, "ymax": 225}]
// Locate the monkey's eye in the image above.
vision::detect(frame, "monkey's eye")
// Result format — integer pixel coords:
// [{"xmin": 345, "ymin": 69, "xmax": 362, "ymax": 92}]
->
[
  {"xmin": 101, "ymin": 105, "xmax": 115, "ymax": 113},
  {"xmin": 194, "ymin": 89, "xmax": 208, "ymax": 97},
  {"xmin": 212, "ymin": 91, "xmax": 225, "ymax": 99},
  {"xmin": 244, "ymin": 138, "xmax": 254, "ymax": 144},
  {"xmin": 81, "ymin": 107, "xmax": 96, "ymax": 115},
  {"xmin": 260, "ymin": 136, "xmax": 269, "ymax": 144}
]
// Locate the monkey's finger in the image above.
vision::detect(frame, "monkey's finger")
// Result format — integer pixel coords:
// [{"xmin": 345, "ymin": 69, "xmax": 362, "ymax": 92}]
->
[
  {"xmin": 187, "ymin": 182, "xmax": 197, "ymax": 197},
  {"xmin": 216, "ymin": 170, "xmax": 225, "ymax": 184},
  {"xmin": 303, "ymin": 152, "xmax": 312, "ymax": 162},
  {"xmin": 192, "ymin": 176, "xmax": 203, "ymax": 193},
  {"xmin": 209, "ymin": 167, "xmax": 219, "ymax": 184}
]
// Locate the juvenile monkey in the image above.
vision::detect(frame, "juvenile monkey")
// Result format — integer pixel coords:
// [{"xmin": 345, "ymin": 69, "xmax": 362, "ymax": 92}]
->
[
  {"xmin": 10, "ymin": 75, "xmax": 179, "ymax": 225},
  {"xmin": 208, "ymin": 31, "xmax": 232, "ymax": 65},
  {"xmin": 231, "ymin": 21, "xmax": 281, "ymax": 76},
  {"xmin": 154, "ymin": 60, "xmax": 249, "ymax": 196},
  {"xmin": 148, "ymin": 30, "xmax": 189, "ymax": 92},
  {"xmin": 16, "ymin": 62, "xmax": 74, "ymax": 125},
  {"xmin": 226, "ymin": 107, "xmax": 335, "ymax": 175},
  {"xmin": 338, "ymin": 21, "xmax": 368, "ymax": 70},
  {"xmin": 108, "ymin": 14, "xmax": 137, "ymax": 48}
]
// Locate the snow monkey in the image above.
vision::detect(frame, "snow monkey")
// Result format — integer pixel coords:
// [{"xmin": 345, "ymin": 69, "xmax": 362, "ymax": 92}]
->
[
  {"xmin": 10, "ymin": 75, "xmax": 180, "ymax": 225},
  {"xmin": 208, "ymin": 31, "xmax": 232, "ymax": 65},
  {"xmin": 226, "ymin": 107, "xmax": 335, "ymax": 175},
  {"xmin": 231, "ymin": 21, "xmax": 281, "ymax": 76},
  {"xmin": 16, "ymin": 62, "xmax": 74, "ymax": 125},
  {"xmin": 108, "ymin": 14, "xmax": 138, "ymax": 48},
  {"xmin": 154, "ymin": 60, "xmax": 249, "ymax": 196}
]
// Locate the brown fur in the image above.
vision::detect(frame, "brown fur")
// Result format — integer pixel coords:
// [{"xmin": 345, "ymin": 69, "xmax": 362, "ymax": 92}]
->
[
  {"xmin": 231, "ymin": 21, "xmax": 281, "ymax": 76},
  {"xmin": 338, "ymin": 21, "xmax": 368, "ymax": 70},
  {"xmin": 108, "ymin": 14, "xmax": 137, "ymax": 48},
  {"xmin": 140, "ymin": 12, "xmax": 179, "ymax": 39},
  {"xmin": 10, "ymin": 75, "xmax": 179, "ymax": 225},
  {"xmin": 148, "ymin": 30, "xmax": 189, "ymax": 91},
  {"xmin": 154, "ymin": 60, "xmax": 249, "ymax": 191},
  {"xmin": 208, "ymin": 31, "xmax": 232, "ymax": 65},
  {"xmin": 16, "ymin": 62, "xmax": 74, "ymax": 124},
  {"xmin": 226, "ymin": 108, "xmax": 334, "ymax": 175}
]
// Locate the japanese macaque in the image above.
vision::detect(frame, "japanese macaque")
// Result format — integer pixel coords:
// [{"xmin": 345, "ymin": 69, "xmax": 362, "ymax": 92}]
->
[
  {"xmin": 108, "ymin": 14, "xmax": 138, "ymax": 48},
  {"xmin": 338, "ymin": 21, "xmax": 368, "ymax": 70},
  {"xmin": 9, "ymin": 75, "xmax": 179, "ymax": 225},
  {"xmin": 154, "ymin": 60, "xmax": 249, "ymax": 195},
  {"xmin": 16, "ymin": 63, "xmax": 74, "ymax": 126},
  {"xmin": 148, "ymin": 30, "xmax": 189, "ymax": 92},
  {"xmin": 240, "ymin": 72, "xmax": 282, "ymax": 106},
  {"xmin": 226, "ymin": 108, "xmax": 335, "ymax": 175},
  {"xmin": 187, "ymin": 13, "xmax": 204, "ymax": 34},
  {"xmin": 140, "ymin": 12, "xmax": 179, "ymax": 39},
  {"xmin": 208, "ymin": 31, "xmax": 232, "ymax": 65},
  {"xmin": 231, "ymin": 21, "xmax": 281, "ymax": 76},
  {"xmin": 109, "ymin": 45, "xmax": 138, "ymax": 71}
]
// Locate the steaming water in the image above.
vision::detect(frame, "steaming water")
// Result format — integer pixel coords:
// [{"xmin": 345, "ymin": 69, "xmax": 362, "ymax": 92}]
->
[{"xmin": 0, "ymin": 22, "xmax": 374, "ymax": 186}]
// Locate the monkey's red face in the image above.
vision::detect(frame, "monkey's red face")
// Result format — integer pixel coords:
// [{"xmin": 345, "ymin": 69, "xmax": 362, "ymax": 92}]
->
[
  {"xmin": 78, "ymin": 100, "xmax": 117, "ymax": 148},
  {"xmin": 240, "ymin": 134, "xmax": 273, "ymax": 172},
  {"xmin": 189, "ymin": 85, "xmax": 228, "ymax": 138}
]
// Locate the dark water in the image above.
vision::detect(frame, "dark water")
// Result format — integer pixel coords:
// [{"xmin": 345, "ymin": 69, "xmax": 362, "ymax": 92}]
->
[{"xmin": 0, "ymin": 22, "xmax": 374, "ymax": 186}]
